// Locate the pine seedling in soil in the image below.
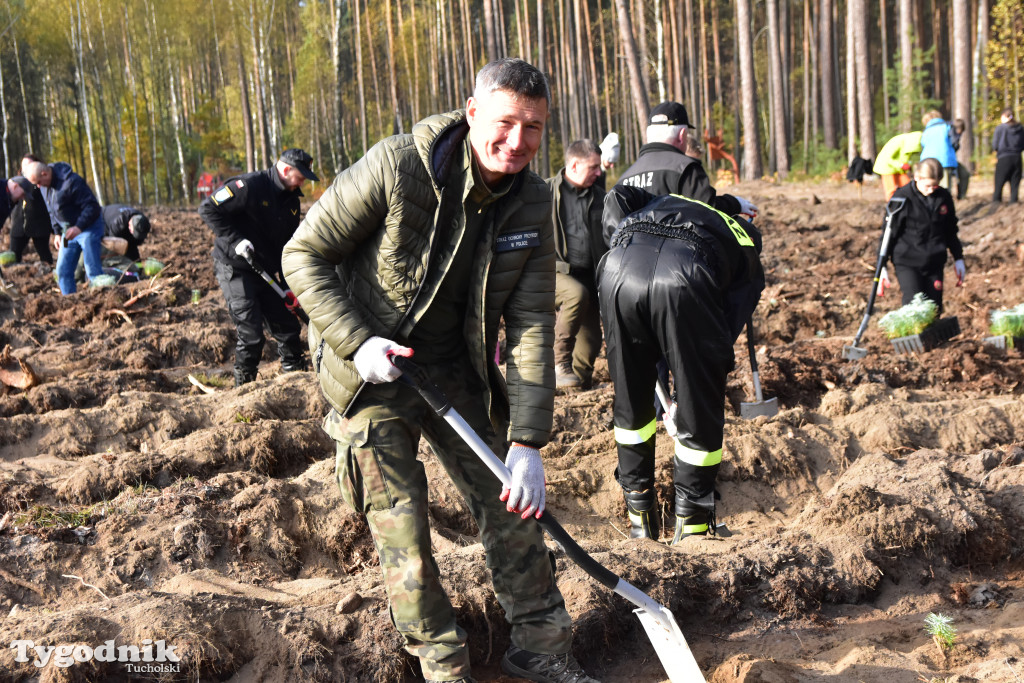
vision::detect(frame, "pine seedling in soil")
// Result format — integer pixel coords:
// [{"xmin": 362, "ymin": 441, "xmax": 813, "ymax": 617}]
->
[
  {"xmin": 924, "ymin": 612, "xmax": 957, "ymax": 658},
  {"xmin": 879, "ymin": 293, "xmax": 938, "ymax": 339}
]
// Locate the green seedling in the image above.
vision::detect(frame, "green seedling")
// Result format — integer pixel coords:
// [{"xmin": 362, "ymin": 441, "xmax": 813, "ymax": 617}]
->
[
  {"xmin": 234, "ymin": 412, "xmax": 251, "ymax": 424},
  {"xmin": 924, "ymin": 612, "xmax": 957, "ymax": 654},
  {"xmin": 878, "ymin": 293, "xmax": 938, "ymax": 339},
  {"xmin": 192, "ymin": 372, "xmax": 231, "ymax": 388},
  {"xmin": 989, "ymin": 303, "xmax": 1024, "ymax": 346}
]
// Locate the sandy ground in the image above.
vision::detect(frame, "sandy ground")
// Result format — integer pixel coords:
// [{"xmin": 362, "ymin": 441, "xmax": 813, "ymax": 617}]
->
[{"xmin": 0, "ymin": 174, "xmax": 1022, "ymax": 683}]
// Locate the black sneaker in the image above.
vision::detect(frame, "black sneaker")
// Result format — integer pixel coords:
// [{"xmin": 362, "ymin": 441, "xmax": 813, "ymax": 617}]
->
[{"xmin": 500, "ymin": 645, "xmax": 600, "ymax": 683}]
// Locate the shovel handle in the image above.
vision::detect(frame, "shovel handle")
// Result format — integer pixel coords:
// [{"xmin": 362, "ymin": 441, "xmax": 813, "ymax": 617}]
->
[
  {"xmin": 391, "ymin": 356, "xmax": 619, "ymax": 590},
  {"xmin": 243, "ymin": 253, "xmax": 310, "ymax": 325}
]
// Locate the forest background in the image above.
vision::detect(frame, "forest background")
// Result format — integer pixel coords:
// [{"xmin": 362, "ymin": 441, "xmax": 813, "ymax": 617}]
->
[{"xmin": 0, "ymin": 0, "xmax": 1022, "ymax": 206}]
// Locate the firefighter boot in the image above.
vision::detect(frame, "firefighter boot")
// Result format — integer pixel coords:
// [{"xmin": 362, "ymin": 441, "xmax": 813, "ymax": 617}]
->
[
  {"xmin": 624, "ymin": 489, "xmax": 660, "ymax": 540},
  {"xmin": 671, "ymin": 493, "xmax": 715, "ymax": 545},
  {"xmin": 234, "ymin": 366, "xmax": 258, "ymax": 387}
]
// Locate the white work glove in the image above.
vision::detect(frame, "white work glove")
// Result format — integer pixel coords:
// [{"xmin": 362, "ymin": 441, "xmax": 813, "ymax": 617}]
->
[
  {"xmin": 735, "ymin": 196, "xmax": 758, "ymax": 220},
  {"xmin": 352, "ymin": 336, "xmax": 413, "ymax": 384},
  {"xmin": 234, "ymin": 239, "xmax": 255, "ymax": 258},
  {"xmin": 501, "ymin": 443, "xmax": 546, "ymax": 519},
  {"xmin": 954, "ymin": 259, "xmax": 966, "ymax": 286},
  {"xmin": 599, "ymin": 132, "xmax": 620, "ymax": 168},
  {"xmin": 663, "ymin": 401, "xmax": 678, "ymax": 437},
  {"xmin": 877, "ymin": 266, "xmax": 890, "ymax": 296}
]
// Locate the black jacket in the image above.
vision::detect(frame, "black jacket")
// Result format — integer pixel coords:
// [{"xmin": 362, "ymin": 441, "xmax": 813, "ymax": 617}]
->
[
  {"xmin": 884, "ymin": 182, "xmax": 963, "ymax": 270},
  {"xmin": 198, "ymin": 167, "xmax": 303, "ymax": 275},
  {"xmin": 10, "ymin": 187, "xmax": 52, "ymax": 238},
  {"xmin": 604, "ymin": 186, "xmax": 764, "ymax": 341},
  {"xmin": 102, "ymin": 204, "xmax": 149, "ymax": 261},
  {"xmin": 605, "ymin": 142, "xmax": 741, "ymax": 239},
  {"xmin": 993, "ymin": 121, "xmax": 1024, "ymax": 158},
  {"xmin": 545, "ymin": 171, "xmax": 607, "ymax": 277}
]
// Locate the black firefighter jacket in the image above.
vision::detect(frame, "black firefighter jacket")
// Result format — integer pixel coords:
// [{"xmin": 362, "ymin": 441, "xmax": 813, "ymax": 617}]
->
[
  {"xmin": 884, "ymin": 182, "xmax": 963, "ymax": 270},
  {"xmin": 198, "ymin": 167, "xmax": 303, "ymax": 276},
  {"xmin": 604, "ymin": 186, "xmax": 765, "ymax": 341}
]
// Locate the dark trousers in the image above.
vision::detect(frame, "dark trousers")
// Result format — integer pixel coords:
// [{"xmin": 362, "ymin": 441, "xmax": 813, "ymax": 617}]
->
[
  {"xmin": 894, "ymin": 261, "xmax": 946, "ymax": 313},
  {"xmin": 993, "ymin": 155, "xmax": 1022, "ymax": 203},
  {"xmin": 214, "ymin": 259, "xmax": 305, "ymax": 376},
  {"xmin": 9, "ymin": 233, "xmax": 54, "ymax": 264},
  {"xmin": 598, "ymin": 232, "xmax": 733, "ymax": 516}
]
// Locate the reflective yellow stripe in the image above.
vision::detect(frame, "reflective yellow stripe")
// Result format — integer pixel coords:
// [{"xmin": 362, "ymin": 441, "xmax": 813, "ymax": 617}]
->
[
  {"xmin": 681, "ymin": 522, "xmax": 708, "ymax": 534},
  {"xmin": 673, "ymin": 441, "xmax": 723, "ymax": 466},
  {"xmin": 668, "ymin": 193, "xmax": 755, "ymax": 247},
  {"xmin": 614, "ymin": 419, "xmax": 658, "ymax": 445}
]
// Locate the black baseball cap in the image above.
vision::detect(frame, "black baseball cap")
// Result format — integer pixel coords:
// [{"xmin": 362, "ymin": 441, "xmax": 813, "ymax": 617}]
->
[
  {"xmin": 649, "ymin": 101, "xmax": 690, "ymax": 127},
  {"xmin": 10, "ymin": 176, "xmax": 34, "ymax": 193},
  {"xmin": 278, "ymin": 148, "xmax": 319, "ymax": 181}
]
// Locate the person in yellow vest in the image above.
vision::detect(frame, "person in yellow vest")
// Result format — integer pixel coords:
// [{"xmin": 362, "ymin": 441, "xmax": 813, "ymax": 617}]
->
[{"xmin": 873, "ymin": 131, "xmax": 923, "ymax": 200}]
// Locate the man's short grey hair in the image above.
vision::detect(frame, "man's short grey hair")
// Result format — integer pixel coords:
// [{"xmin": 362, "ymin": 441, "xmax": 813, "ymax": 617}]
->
[
  {"xmin": 646, "ymin": 123, "xmax": 687, "ymax": 144},
  {"xmin": 25, "ymin": 161, "xmax": 48, "ymax": 183},
  {"xmin": 565, "ymin": 139, "xmax": 600, "ymax": 163},
  {"xmin": 474, "ymin": 58, "xmax": 550, "ymax": 104}
]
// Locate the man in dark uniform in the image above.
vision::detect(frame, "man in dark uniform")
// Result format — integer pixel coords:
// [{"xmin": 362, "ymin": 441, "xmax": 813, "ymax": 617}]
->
[
  {"xmin": 0, "ymin": 177, "xmax": 31, "ymax": 285},
  {"xmin": 102, "ymin": 205, "xmax": 151, "ymax": 262},
  {"xmin": 1, "ymin": 177, "xmax": 31, "ymax": 227},
  {"xmin": 598, "ymin": 187, "xmax": 764, "ymax": 544},
  {"xmin": 606, "ymin": 101, "xmax": 757, "ymax": 239},
  {"xmin": 546, "ymin": 139, "xmax": 606, "ymax": 389},
  {"xmin": 8, "ymin": 178, "xmax": 54, "ymax": 265},
  {"xmin": 199, "ymin": 148, "xmax": 318, "ymax": 386}
]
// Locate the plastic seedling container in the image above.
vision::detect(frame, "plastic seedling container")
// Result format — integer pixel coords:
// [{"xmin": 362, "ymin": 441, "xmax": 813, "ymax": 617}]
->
[{"xmin": 890, "ymin": 317, "xmax": 961, "ymax": 355}]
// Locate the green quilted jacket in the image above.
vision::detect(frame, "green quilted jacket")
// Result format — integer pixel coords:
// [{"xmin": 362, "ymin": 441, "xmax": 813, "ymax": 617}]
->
[{"xmin": 281, "ymin": 110, "xmax": 557, "ymax": 446}]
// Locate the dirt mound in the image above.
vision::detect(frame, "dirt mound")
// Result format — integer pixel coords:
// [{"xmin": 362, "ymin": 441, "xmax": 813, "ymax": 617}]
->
[{"xmin": 1, "ymin": 182, "xmax": 1023, "ymax": 682}]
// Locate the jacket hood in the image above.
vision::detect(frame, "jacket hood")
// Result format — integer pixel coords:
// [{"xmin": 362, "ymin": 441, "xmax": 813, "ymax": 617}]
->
[{"xmin": 412, "ymin": 110, "xmax": 469, "ymax": 190}]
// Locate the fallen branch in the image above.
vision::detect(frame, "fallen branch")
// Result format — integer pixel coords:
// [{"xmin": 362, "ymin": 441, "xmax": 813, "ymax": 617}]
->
[
  {"xmin": 0, "ymin": 567, "xmax": 46, "ymax": 596},
  {"xmin": 62, "ymin": 573, "xmax": 111, "ymax": 600}
]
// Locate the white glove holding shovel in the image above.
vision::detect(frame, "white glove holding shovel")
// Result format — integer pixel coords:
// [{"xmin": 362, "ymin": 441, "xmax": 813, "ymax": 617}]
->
[
  {"xmin": 501, "ymin": 443, "xmax": 546, "ymax": 519},
  {"xmin": 352, "ymin": 336, "xmax": 414, "ymax": 384}
]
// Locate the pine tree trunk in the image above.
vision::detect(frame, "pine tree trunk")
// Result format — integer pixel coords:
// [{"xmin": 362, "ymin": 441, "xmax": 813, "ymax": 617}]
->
[
  {"xmin": 768, "ymin": 0, "xmax": 789, "ymax": 177},
  {"xmin": 846, "ymin": 0, "xmax": 857, "ymax": 163},
  {"xmin": 737, "ymin": 0, "xmax": 763, "ymax": 178},
  {"xmin": 385, "ymin": 0, "xmax": 403, "ymax": 134},
  {"xmin": 854, "ymin": 0, "xmax": 876, "ymax": 159},
  {"xmin": 953, "ymin": 0, "xmax": 972, "ymax": 167},
  {"xmin": 899, "ymin": 0, "xmax": 913, "ymax": 130},
  {"xmin": 72, "ymin": 1, "xmax": 104, "ymax": 203},
  {"xmin": 819, "ymin": 0, "xmax": 837, "ymax": 147},
  {"xmin": 355, "ymin": 0, "xmax": 368, "ymax": 153},
  {"xmin": 615, "ymin": 0, "xmax": 650, "ymax": 138},
  {"xmin": 880, "ymin": 0, "xmax": 890, "ymax": 128},
  {"xmin": 12, "ymin": 31, "xmax": 33, "ymax": 159}
]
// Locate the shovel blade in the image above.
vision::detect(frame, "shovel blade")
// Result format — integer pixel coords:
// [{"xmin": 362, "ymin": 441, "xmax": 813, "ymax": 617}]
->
[
  {"xmin": 634, "ymin": 606, "xmax": 706, "ymax": 682},
  {"xmin": 842, "ymin": 344, "xmax": 868, "ymax": 360},
  {"xmin": 739, "ymin": 396, "xmax": 779, "ymax": 419}
]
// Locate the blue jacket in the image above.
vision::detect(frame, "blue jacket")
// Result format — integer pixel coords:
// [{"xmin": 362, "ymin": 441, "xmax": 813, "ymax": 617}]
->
[
  {"xmin": 45, "ymin": 162, "xmax": 103, "ymax": 234},
  {"xmin": 919, "ymin": 118, "xmax": 958, "ymax": 168}
]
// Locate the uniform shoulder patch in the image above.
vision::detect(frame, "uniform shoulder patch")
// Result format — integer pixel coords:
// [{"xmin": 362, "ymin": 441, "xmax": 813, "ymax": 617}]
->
[
  {"xmin": 212, "ymin": 186, "xmax": 234, "ymax": 205},
  {"xmin": 235, "ymin": 179, "xmax": 245, "ymax": 188}
]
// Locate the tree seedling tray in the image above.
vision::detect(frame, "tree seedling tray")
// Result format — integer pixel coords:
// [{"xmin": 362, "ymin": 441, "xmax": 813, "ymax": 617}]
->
[
  {"xmin": 890, "ymin": 317, "xmax": 960, "ymax": 355},
  {"xmin": 983, "ymin": 334, "xmax": 1023, "ymax": 350}
]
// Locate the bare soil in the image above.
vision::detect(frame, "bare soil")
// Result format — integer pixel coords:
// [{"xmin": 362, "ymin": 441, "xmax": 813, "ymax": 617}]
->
[{"xmin": 0, "ymin": 175, "xmax": 1022, "ymax": 683}]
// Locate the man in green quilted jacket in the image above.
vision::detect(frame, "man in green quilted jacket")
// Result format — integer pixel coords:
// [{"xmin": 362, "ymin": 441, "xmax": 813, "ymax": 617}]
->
[{"xmin": 282, "ymin": 59, "xmax": 598, "ymax": 683}]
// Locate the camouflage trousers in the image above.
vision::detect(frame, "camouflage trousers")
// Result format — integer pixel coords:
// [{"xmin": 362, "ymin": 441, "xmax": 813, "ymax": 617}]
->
[{"xmin": 324, "ymin": 361, "xmax": 572, "ymax": 680}]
